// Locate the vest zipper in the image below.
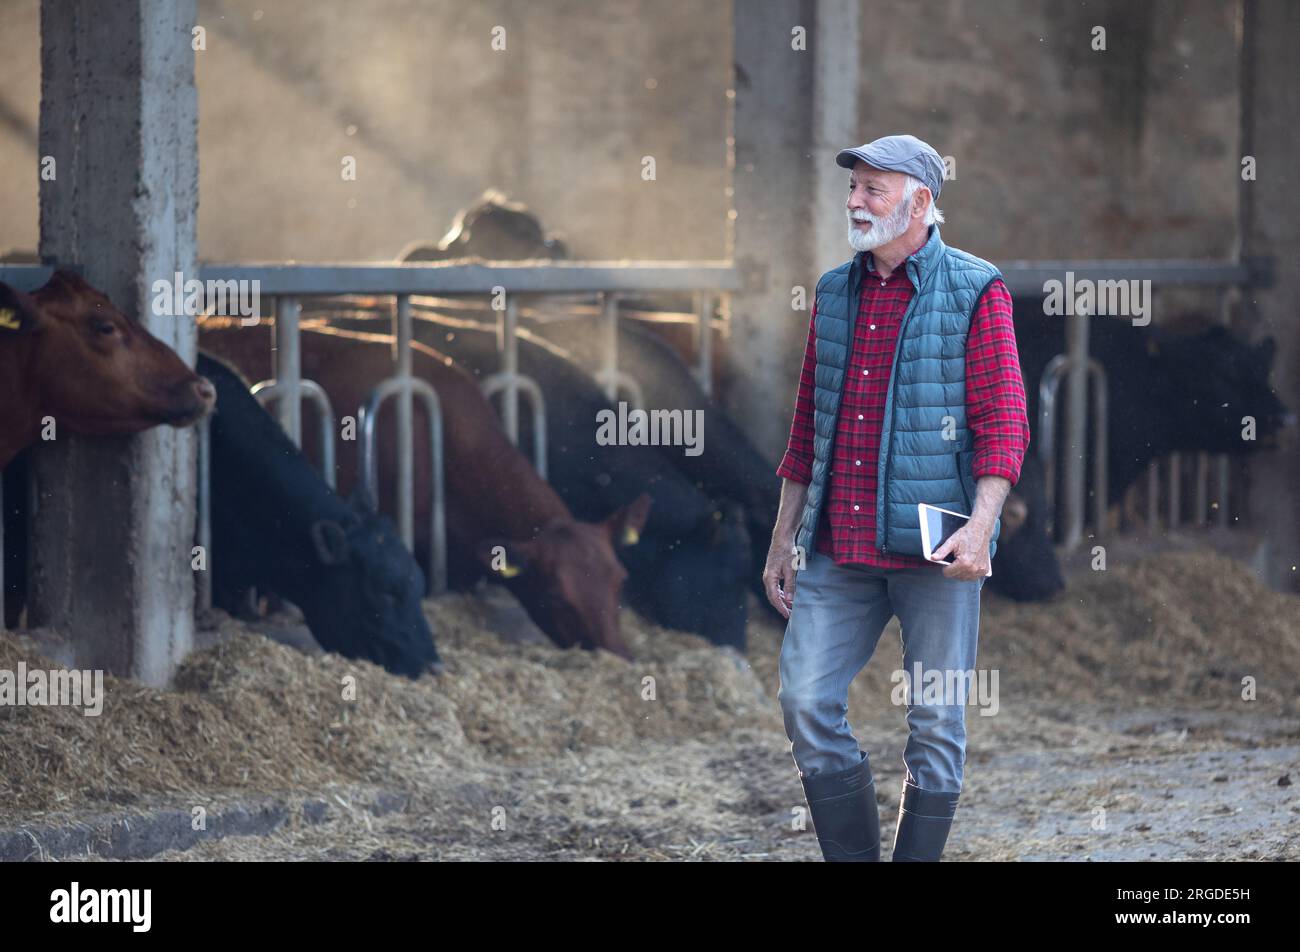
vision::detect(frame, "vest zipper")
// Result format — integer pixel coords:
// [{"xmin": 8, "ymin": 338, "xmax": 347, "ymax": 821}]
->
[{"xmin": 879, "ymin": 294, "xmax": 918, "ymax": 554}]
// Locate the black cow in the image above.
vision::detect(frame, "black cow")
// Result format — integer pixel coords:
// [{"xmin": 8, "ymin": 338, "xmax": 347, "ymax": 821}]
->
[
  {"xmin": 320, "ymin": 312, "xmax": 754, "ymax": 650},
  {"xmin": 5, "ymin": 357, "xmax": 441, "ymax": 677},
  {"xmin": 200, "ymin": 353, "xmax": 441, "ymax": 677}
]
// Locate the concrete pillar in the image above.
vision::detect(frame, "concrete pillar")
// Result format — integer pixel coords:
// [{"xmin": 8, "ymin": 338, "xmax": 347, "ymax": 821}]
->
[
  {"xmin": 728, "ymin": 0, "xmax": 818, "ymax": 462},
  {"xmin": 1241, "ymin": 0, "xmax": 1300, "ymax": 593},
  {"xmin": 810, "ymin": 0, "xmax": 859, "ymax": 278},
  {"xmin": 32, "ymin": 0, "xmax": 199, "ymax": 684}
]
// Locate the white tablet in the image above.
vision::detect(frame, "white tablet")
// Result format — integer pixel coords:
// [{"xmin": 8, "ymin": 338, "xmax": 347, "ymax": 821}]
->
[{"xmin": 918, "ymin": 503, "xmax": 993, "ymax": 576}]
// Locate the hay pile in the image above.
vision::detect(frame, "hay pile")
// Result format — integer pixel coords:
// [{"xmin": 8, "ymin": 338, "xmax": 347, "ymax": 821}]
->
[
  {"xmin": 0, "ymin": 596, "xmax": 775, "ymax": 818},
  {"xmin": 0, "ymin": 548, "xmax": 1295, "ymax": 823},
  {"xmin": 978, "ymin": 549, "xmax": 1300, "ymax": 708}
]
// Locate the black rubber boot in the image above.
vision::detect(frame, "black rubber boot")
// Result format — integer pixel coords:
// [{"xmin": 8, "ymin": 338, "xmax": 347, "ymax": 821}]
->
[
  {"xmin": 800, "ymin": 751, "xmax": 881, "ymax": 862},
  {"xmin": 891, "ymin": 780, "xmax": 959, "ymax": 862}
]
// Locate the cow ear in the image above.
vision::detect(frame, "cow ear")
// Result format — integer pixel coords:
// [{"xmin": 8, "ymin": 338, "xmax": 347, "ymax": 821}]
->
[
  {"xmin": 310, "ymin": 520, "xmax": 351, "ymax": 566},
  {"xmin": 41, "ymin": 269, "xmax": 94, "ymax": 299},
  {"xmin": 605, "ymin": 492, "xmax": 653, "ymax": 548},
  {"xmin": 0, "ymin": 283, "xmax": 41, "ymax": 336},
  {"xmin": 474, "ymin": 538, "xmax": 531, "ymax": 578}
]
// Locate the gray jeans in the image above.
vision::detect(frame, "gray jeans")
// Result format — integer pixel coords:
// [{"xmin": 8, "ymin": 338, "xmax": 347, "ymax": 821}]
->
[{"xmin": 777, "ymin": 549, "xmax": 984, "ymax": 792}]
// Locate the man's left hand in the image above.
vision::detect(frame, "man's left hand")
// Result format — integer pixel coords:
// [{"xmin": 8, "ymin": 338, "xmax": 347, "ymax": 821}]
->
[{"xmin": 931, "ymin": 520, "xmax": 992, "ymax": 581}]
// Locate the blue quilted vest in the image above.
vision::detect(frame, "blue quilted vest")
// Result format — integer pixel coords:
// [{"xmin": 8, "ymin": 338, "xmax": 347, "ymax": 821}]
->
[{"xmin": 795, "ymin": 225, "xmax": 1004, "ymax": 561}]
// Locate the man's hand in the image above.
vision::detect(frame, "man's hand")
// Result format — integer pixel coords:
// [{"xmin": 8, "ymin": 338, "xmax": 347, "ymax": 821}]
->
[
  {"xmin": 763, "ymin": 537, "xmax": 799, "ymax": 619},
  {"xmin": 931, "ymin": 518, "xmax": 993, "ymax": 581}
]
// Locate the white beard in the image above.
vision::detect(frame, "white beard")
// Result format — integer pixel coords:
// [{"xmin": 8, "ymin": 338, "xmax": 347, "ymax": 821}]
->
[{"xmin": 846, "ymin": 195, "xmax": 913, "ymax": 253}]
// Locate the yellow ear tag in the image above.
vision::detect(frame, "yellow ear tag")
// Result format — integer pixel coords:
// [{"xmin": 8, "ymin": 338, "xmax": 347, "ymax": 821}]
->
[
  {"xmin": 622, "ymin": 525, "xmax": 640, "ymax": 546},
  {"xmin": 499, "ymin": 562, "xmax": 521, "ymax": 578},
  {"xmin": 0, "ymin": 308, "xmax": 20, "ymax": 331}
]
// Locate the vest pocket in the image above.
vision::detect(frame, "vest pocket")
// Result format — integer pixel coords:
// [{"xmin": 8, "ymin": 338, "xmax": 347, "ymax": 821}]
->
[{"xmin": 955, "ymin": 448, "xmax": 974, "ymax": 513}]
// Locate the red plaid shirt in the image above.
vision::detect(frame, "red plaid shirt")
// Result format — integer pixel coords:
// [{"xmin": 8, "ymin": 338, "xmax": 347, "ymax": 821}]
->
[{"xmin": 777, "ymin": 240, "xmax": 1029, "ymax": 569}]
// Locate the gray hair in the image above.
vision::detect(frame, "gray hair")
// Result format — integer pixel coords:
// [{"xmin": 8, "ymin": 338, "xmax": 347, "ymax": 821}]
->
[{"xmin": 902, "ymin": 174, "xmax": 945, "ymax": 226}]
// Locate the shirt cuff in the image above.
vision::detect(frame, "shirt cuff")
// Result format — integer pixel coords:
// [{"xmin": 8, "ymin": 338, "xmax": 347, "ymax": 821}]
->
[
  {"xmin": 972, "ymin": 448, "xmax": 1024, "ymax": 485},
  {"xmin": 776, "ymin": 451, "xmax": 813, "ymax": 485}
]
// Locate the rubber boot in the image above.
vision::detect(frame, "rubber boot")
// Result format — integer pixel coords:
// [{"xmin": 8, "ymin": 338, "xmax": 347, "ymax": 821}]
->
[
  {"xmin": 891, "ymin": 780, "xmax": 959, "ymax": 862},
  {"xmin": 800, "ymin": 750, "xmax": 880, "ymax": 862}
]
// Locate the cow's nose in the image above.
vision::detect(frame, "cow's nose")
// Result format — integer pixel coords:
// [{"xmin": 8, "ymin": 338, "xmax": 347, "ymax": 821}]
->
[{"xmin": 193, "ymin": 376, "xmax": 217, "ymax": 409}]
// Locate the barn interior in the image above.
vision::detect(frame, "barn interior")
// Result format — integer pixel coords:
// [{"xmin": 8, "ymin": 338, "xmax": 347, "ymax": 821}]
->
[{"xmin": 0, "ymin": 0, "xmax": 1296, "ymax": 862}]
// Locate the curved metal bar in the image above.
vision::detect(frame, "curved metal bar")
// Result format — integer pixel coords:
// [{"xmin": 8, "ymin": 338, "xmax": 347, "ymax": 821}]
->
[
  {"xmin": 357, "ymin": 376, "xmax": 447, "ymax": 595},
  {"xmin": 252, "ymin": 379, "xmax": 337, "ymax": 490},
  {"xmin": 481, "ymin": 373, "xmax": 548, "ymax": 479},
  {"xmin": 1038, "ymin": 353, "xmax": 1108, "ymax": 542}
]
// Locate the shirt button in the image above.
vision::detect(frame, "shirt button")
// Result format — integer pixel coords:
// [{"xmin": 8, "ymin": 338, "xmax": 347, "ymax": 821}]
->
[
  {"xmin": 858, "ymin": 414, "xmax": 864, "ymax": 420},
  {"xmin": 855, "ymin": 460, "xmax": 862, "ymax": 466},
  {"xmin": 853, "ymin": 504, "xmax": 860, "ymax": 511},
  {"xmin": 870, "ymin": 324, "xmax": 876, "ymax": 330}
]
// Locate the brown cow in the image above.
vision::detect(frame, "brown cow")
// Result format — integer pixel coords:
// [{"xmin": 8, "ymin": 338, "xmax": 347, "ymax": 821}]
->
[
  {"xmin": 0, "ymin": 270, "xmax": 215, "ymax": 468},
  {"xmin": 198, "ymin": 319, "xmax": 651, "ymax": 659}
]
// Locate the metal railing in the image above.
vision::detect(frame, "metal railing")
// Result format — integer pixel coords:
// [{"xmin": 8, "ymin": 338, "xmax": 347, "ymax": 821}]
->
[
  {"xmin": 358, "ymin": 373, "xmax": 447, "ymax": 595},
  {"xmin": 1038, "ymin": 351, "xmax": 1108, "ymax": 547},
  {"xmin": 250, "ymin": 379, "xmax": 338, "ymax": 488},
  {"xmin": 1027, "ymin": 261, "xmax": 1272, "ymax": 548}
]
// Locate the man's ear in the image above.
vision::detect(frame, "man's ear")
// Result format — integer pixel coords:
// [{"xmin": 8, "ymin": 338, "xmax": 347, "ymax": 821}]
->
[
  {"xmin": 0, "ymin": 283, "xmax": 41, "ymax": 336},
  {"xmin": 310, "ymin": 520, "xmax": 351, "ymax": 566}
]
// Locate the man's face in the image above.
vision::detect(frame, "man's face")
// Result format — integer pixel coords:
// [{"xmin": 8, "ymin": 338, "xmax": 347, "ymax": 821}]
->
[{"xmin": 845, "ymin": 163, "xmax": 914, "ymax": 252}]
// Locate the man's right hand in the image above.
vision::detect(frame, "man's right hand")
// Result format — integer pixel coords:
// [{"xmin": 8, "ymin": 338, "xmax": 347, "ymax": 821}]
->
[{"xmin": 763, "ymin": 538, "xmax": 799, "ymax": 619}]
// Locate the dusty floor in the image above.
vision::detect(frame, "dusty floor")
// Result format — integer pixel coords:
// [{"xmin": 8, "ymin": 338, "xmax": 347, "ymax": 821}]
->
[{"xmin": 1, "ymin": 549, "xmax": 1297, "ymax": 861}]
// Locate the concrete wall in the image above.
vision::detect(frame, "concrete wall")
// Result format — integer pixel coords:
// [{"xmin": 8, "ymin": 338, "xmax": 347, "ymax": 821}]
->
[{"xmin": 0, "ymin": 0, "xmax": 1251, "ymax": 264}]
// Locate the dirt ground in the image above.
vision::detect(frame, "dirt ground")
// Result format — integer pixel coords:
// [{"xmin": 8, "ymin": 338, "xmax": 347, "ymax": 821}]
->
[{"xmin": 1, "ymin": 548, "xmax": 1297, "ymax": 861}]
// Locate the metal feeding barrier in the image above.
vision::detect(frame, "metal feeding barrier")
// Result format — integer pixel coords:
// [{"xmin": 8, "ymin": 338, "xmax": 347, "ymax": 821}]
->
[
  {"xmin": 0, "ymin": 256, "xmax": 1267, "ymax": 626},
  {"xmin": 1016, "ymin": 258, "xmax": 1273, "ymax": 549},
  {"xmin": 193, "ymin": 261, "xmax": 739, "ymax": 608},
  {"xmin": 356, "ymin": 294, "xmax": 447, "ymax": 595},
  {"xmin": 1037, "ymin": 350, "xmax": 1108, "ymax": 547}
]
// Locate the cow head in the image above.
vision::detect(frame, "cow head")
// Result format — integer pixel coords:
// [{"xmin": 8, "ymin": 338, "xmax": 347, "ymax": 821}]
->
[
  {"xmin": 1, "ymin": 270, "xmax": 215, "ymax": 436},
  {"xmin": 305, "ymin": 499, "xmax": 442, "ymax": 678},
  {"xmin": 475, "ymin": 493, "xmax": 653, "ymax": 659},
  {"xmin": 1156, "ymin": 326, "xmax": 1292, "ymax": 452}
]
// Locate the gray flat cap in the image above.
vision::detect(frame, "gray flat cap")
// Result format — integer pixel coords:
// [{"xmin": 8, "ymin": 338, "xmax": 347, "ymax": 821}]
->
[{"xmin": 836, "ymin": 134, "xmax": 945, "ymax": 199}]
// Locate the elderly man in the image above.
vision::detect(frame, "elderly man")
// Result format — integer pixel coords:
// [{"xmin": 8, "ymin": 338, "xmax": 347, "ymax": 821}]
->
[{"xmin": 763, "ymin": 134, "xmax": 1029, "ymax": 862}]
